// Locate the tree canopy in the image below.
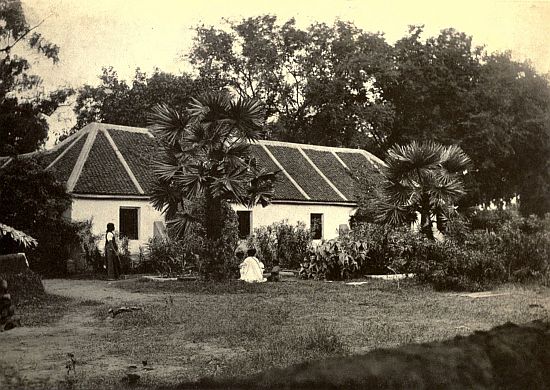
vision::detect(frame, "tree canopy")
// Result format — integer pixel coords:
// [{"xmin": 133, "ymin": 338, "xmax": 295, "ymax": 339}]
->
[
  {"xmin": 70, "ymin": 16, "xmax": 550, "ymax": 216},
  {"xmin": 0, "ymin": 0, "xmax": 72, "ymax": 155},
  {"xmin": 71, "ymin": 67, "xmax": 221, "ymax": 133},
  {"xmin": 189, "ymin": 18, "xmax": 550, "ymax": 216}
]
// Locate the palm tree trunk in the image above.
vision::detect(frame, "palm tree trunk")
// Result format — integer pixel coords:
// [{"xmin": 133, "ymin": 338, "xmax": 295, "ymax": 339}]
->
[
  {"xmin": 205, "ymin": 190, "xmax": 223, "ymax": 241},
  {"xmin": 420, "ymin": 195, "xmax": 434, "ymax": 240}
]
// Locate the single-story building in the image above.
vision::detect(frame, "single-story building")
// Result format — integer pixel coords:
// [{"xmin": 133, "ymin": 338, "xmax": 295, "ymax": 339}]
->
[{"xmin": 2, "ymin": 122, "xmax": 383, "ymax": 253}]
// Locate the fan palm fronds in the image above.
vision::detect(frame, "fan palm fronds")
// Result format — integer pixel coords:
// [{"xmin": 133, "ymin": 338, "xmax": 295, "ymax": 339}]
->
[
  {"xmin": 147, "ymin": 91, "xmax": 276, "ymax": 240},
  {"xmin": 377, "ymin": 141, "xmax": 472, "ymax": 239}
]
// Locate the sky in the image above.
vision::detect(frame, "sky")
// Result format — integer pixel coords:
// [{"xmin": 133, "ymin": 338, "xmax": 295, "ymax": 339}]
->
[{"xmin": 17, "ymin": 0, "xmax": 550, "ymax": 142}]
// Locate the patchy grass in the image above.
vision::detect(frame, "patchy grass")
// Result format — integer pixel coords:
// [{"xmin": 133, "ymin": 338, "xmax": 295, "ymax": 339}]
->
[
  {"xmin": 2, "ymin": 278, "xmax": 550, "ymax": 389},
  {"xmin": 16, "ymin": 294, "xmax": 74, "ymax": 326},
  {"xmin": 108, "ymin": 278, "xmax": 550, "ymax": 378}
]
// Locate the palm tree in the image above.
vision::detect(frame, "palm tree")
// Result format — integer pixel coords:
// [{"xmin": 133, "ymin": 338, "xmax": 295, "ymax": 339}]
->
[
  {"xmin": 147, "ymin": 91, "xmax": 278, "ymax": 242},
  {"xmin": 376, "ymin": 141, "xmax": 471, "ymax": 239}
]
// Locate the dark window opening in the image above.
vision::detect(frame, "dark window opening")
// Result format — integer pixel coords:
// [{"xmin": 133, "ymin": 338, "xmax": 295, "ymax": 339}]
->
[
  {"xmin": 310, "ymin": 213, "xmax": 323, "ymax": 239},
  {"xmin": 237, "ymin": 211, "xmax": 252, "ymax": 238},
  {"xmin": 120, "ymin": 207, "xmax": 139, "ymax": 240}
]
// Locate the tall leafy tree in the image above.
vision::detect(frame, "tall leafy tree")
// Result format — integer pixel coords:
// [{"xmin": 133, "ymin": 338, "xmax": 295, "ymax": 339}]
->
[
  {"xmin": 376, "ymin": 141, "xmax": 471, "ymax": 239},
  {"xmin": 189, "ymin": 16, "xmax": 396, "ymax": 152},
  {"xmin": 147, "ymin": 91, "xmax": 278, "ymax": 242},
  {"xmin": 72, "ymin": 67, "xmax": 217, "ymax": 132},
  {"xmin": 461, "ymin": 53, "xmax": 550, "ymax": 216},
  {"xmin": 378, "ymin": 26, "xmax": 550, "ymax": 216},
  {"xmin": 0, "ymin": 0, "xmax": 71, "ymax": 155},
  {"xmin": 0, "ymin": 157, "xmax": 80, "ymax": 274}
]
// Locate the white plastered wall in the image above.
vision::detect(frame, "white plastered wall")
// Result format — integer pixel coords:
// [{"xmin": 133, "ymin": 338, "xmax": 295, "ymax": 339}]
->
[
  {"xmin": 231, "ymin": 202, "xmax": 355, "ymax": 240},
  {"xmin": 69, "ymin": 198, "xmax": 353, "ymax": 254},
  {"xmin": 69, "ymin": 198, "xmax": 165, "ymax": 253}
]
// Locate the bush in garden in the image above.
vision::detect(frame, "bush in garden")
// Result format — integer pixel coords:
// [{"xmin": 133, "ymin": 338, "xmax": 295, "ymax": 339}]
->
[
  {"xmin": 349, "ymin": 223, "xmax": 423, "ymax": 275},
  {"xmin": 410, "ymin": 213, "xmax": 550, "ymax": 290},
  {"xmin": 146, "ymin": 236, "xmax": 187, "ymax": 276},
  {"xmin": 410, "ymin": 238, "xmax": 506, "ymax": 291},
  {"xmin": 299, "ymin": 223, "xmax": 423, "ymax": 281},
  {"xmin": 0, "ymin": 158, "xmax": 85, "ymax": 276},
  {"xmin": 495, "ymin": 214, "xmax": 550, "ymax": 282},
  {"xmin": 300, "ymin": 239, "xmax": 366, "ymax": 280},
  {"xmin": 248, "ymin": 221, "xmax": 310, "ymax": 269},
  {"xmin": 146, "ymin": 202, "xmax": 239, "ymax": 279},
  {"xmin": 76, "ymin": 220, "xmax": 103, "ymax": 273},
  {"xmin": 467, "ymin": 207, "xmax": 519, "ymax": 232}
]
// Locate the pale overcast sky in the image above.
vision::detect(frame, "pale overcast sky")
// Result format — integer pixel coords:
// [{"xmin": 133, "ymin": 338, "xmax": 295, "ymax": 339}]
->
[{"xmin": 22, "ymin": 0, "xmax": 550, "ymax": 91}]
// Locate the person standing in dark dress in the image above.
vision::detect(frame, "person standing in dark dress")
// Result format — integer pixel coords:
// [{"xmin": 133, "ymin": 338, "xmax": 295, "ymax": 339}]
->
[{"xmin": 105, "ymin": 223, "xmax": 121, "ymax": 280}]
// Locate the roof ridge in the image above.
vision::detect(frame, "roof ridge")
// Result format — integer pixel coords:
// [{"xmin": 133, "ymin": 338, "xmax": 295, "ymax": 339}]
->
[
  {"xmin": 66, "ymin": 124, "xmax": 99, "ymax": 192},
  {"xmin": 102, "ymin": 128, "xmax": 145, "ymax": 194},
  {"xmin": 93, "ymin": 122, "xmax": 153, "ymax": 136},
  {"xmin": 260, "ymin": 144, "xmax": 311, "ymax": 201},
  {"xmin": 298, "ymin": 147, "xmax": 348, "ymax": 201}
]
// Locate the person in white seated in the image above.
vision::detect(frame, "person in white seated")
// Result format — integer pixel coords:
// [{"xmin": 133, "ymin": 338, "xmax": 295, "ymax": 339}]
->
[{"xmin": 239, "ymin": 248, "xmax": 267, "ymax": 283}]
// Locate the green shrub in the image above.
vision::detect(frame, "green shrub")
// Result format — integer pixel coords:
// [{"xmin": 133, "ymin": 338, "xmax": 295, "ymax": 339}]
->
[
  {"xmin": 496, "ymin": 214, "xmax": 550, "ymax": 282},
  {"xmin": 411, "ymin": 239, "xmax": 506, "ymax": 291},
  {"xmin": 300, "ymin": 239, "xmax": 365, "ymax": 280},
  {"xmin": 300, "ymin": 223, "xmax": 423, "ymax": 280},
  {"xmin": 146, "ymin": 236, "xmax": 189, "ymax": 276},
  {"xmin": 410, "ymin": 214, "xmax": 550, "ymax": 290},
  {"xmin": 350, "ymin": 223, "xmax": 424, "ymax": 275},
  {"xmin": 248, "ymin": 221, "xmax": 310, "ymax": 269}
]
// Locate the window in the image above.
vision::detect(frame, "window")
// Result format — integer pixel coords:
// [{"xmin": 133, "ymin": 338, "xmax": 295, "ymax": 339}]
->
[
  {"xmin": 237, "ymin": 211, "xmax": 252, "ymax": 238},
  {"xmin": 310, "ymin": 213, "xmax": 323, "ymax": 239},
  {"xmin": 119, "ymin": 207, "xmax": 139, "ymax": 240}
]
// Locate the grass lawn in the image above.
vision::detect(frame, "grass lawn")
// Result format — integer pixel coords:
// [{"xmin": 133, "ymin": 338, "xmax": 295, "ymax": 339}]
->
[{"xmin": 1, "ymin": 277, "xmax": 549, "ymax": 389}]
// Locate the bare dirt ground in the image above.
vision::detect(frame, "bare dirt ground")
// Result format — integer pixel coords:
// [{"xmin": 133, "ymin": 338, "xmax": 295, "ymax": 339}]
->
[{"xmin": 0, "ymin": 279, "xmax": 236, "ymax": 389}]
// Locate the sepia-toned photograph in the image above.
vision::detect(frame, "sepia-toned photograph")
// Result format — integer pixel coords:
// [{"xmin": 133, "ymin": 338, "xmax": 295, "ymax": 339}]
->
[{"xmin": 1, "ymin": 0, "xmax": 550, "ymax": 388}]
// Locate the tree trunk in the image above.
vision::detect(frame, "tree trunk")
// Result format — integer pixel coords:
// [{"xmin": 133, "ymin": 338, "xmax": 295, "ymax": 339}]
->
[
  {"xmin": 204, "ymin": 190, "xmax": 223, "ymax": 241},
  {"xmin": 420, "ymin": 195, "xmax": 434, "ymax": 240}
]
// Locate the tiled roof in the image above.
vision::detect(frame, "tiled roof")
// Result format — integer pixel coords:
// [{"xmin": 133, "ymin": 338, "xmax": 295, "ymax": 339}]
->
[
  {"xmin": 73, "ymin": 131, "xmax": 138, "ymax": 195},
  {"xmin": 46, "ymin": 135, "xmax": 88, "ymax": 183},
  {"xmin": 8, "ymin": 123, "xmax": 383, "ymax": 204}
]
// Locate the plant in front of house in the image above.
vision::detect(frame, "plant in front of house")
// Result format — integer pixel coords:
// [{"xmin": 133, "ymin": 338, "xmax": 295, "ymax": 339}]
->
[
  {"xmin": 375, "ymin": 141, "xmax": 472, "ymax": 239},
  {"xmin": 148, "ymin": 91, "xmax": 278, "ymax": 279},
  {"xmin": 248, "ymin": 221, "xmax": 311, "ymax": 270},
  {"xmin": 0, "ymin": 158, "xmax": 83, "ymax": 276}
]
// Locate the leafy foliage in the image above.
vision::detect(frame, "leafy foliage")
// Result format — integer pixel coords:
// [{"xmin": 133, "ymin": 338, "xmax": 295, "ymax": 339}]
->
[
  {"xmin": 411, "ymin": 213, "xmax": 550, "ymax": 290},
  {"xmin": 190, "ymin": 17, "xmax": 395, "ymax": 151},
  {"xmin": 0, "ymin": 0, "xmax": 72, "ymax": 155},
  {"xmin": 0, "ymin": 158, "xmax": 83, "ymax": 275},
  {"xmin": 247, "ymin": 220, "xmax": 311, "ymax": 270},
  {"xmin": 70, "ymin": 67, "xmax": 218, "ymax": 135},
  {"xmin": 376, "ymin": 141, "xmax": 471, "ymax": 239},
  {"xmin": 0, "ymin": 223, "xmax": 37, "ymax": 249},
  {"xmin": 148, "ymin": 91, "xmax": 277, "ymax": 242},
  {"xmin": 300, "ymin": 224, "xmax": 419, "ymax": 280}
]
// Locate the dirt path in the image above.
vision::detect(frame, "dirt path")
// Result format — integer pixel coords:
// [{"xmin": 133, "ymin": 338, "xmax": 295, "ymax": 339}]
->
[
  {"xmin": 0, "ymin": 279, "xmax": 158, "ymax": 388},
  {"xmin": 0, "ymin": 279, "xmax": 234, "ymax": 389},
  {"xmin": 44, "ymin": 278, "xmax": 161, "ymax": 303}
]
